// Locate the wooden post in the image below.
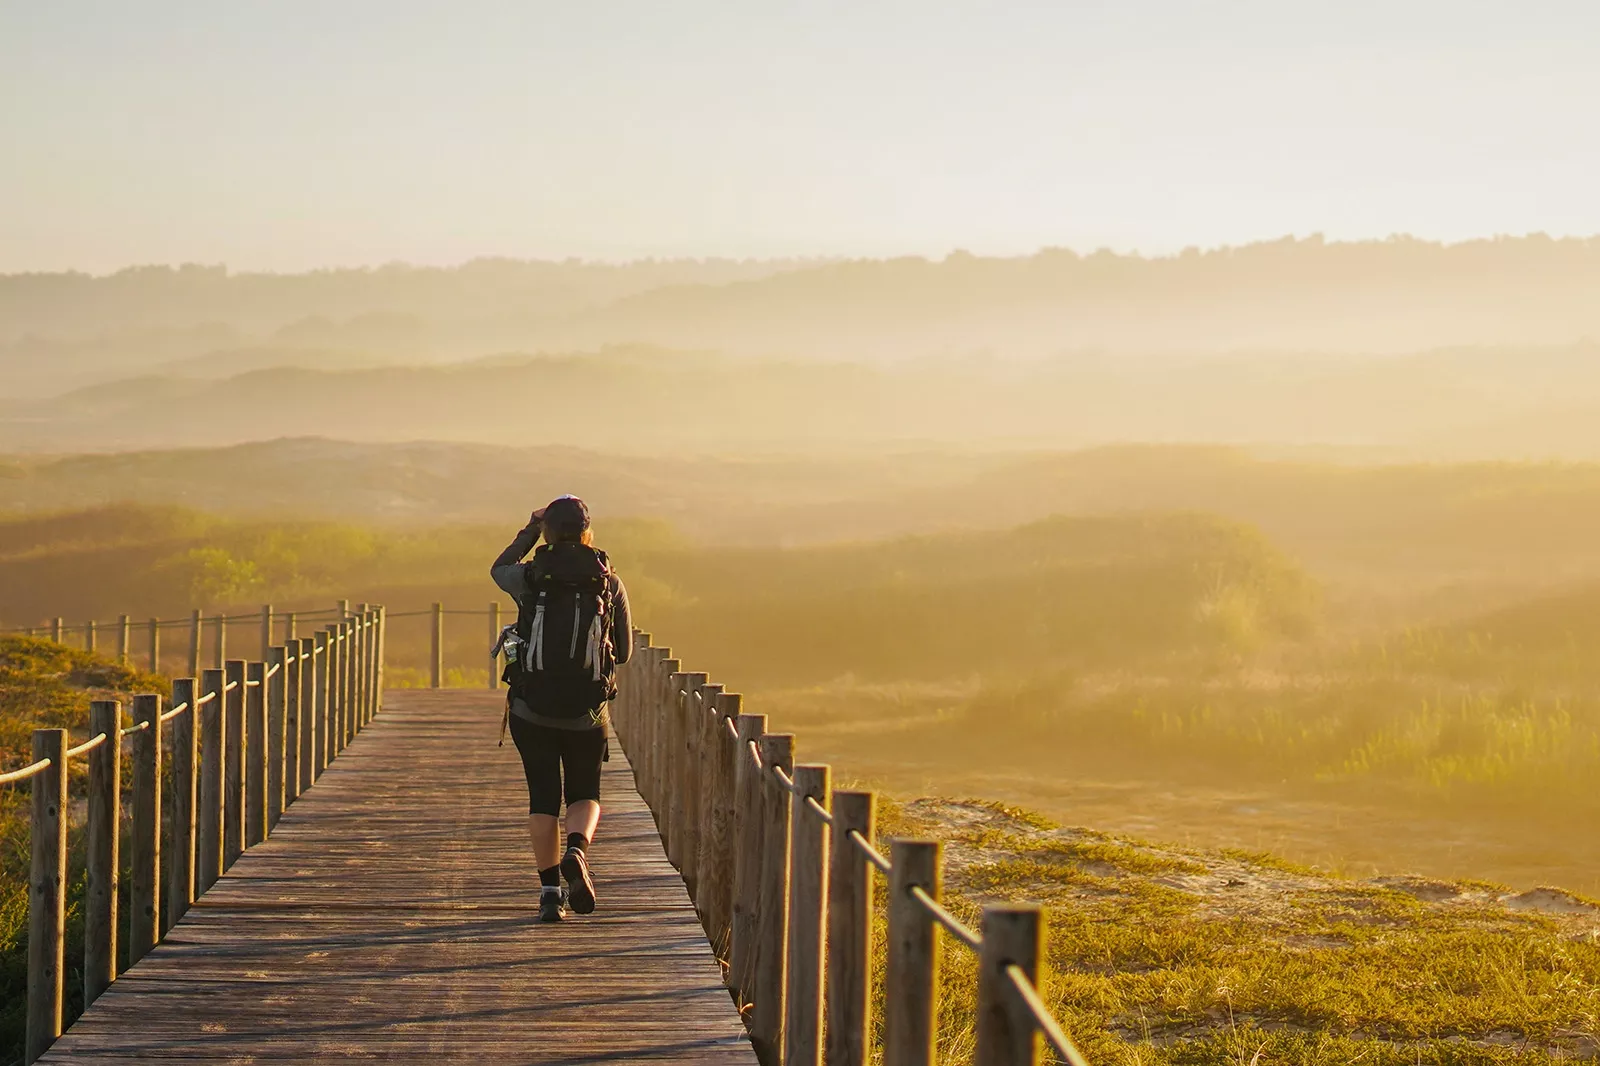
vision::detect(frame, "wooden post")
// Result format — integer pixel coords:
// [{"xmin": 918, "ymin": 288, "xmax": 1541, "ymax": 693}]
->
[
  {"xmin": 653, "ymin": 657, "xmax": 679, "ymax": 819},
  {"xmin": 629, "ymin": 645, "xmax": 649, "ymax": 792},
  {"xmin": 27, "ymin": 728, "xmax": 68, "ymax": 1065},
  {"xmin": 299, "ymin": 636, "xmax": 317, "ymax": 791},
  {"xmin": 260, "ymin": 605, "xmax": 273, "ymax": 661},
  {"xmin": 676, "ymin": 672, "xmax": 708, "ymax": 889},
  {"xmin": 148, "ymin": 617, "xmax": 160, "ymax": 673},
  {"xmin": 167, "ymin": 678, "xmax": 198, "ymax": 930},
  {"xmin": 691, "ymin": 681, "xmax": 725, "ymax": 918},
  {"xmin": 198, "ymin": 669, "xmax": 225, "ymax": 894},
  {"xmin": 431, "ymin": 602, "xmax": 444, "ymax": 689},
  {"xmin": 730, "ymin": 712, "xmax": 768, "ymax": 999},
  {"xmin": 784, "ymin": 764, "xmax": 831, "ymax": 1066},
  {"xmin": 340, "ymin": 621, "xmax": 353, "ymax": 746},
  {"xmin": 284, "ymin": 643, "xmax": 301, "ymax": 805},
  {"xmin": 828, "ymin": 791, "xmax": 876, "ymax": 1066},
  {"xmin": 213, "ymin": 613, "xmax": 226, "ymax": 669},
  {"xmin": 705, "ymin": 691, "xmax": 741, "ymax": 956},
  {"xmin": 365, "ymin": 609, "xmax": 378, "ymax": 725},
  {"xmin": 354, "ymin": 607, "xmax": 369, "ymax": 730},
  {"xmin": 638, "ymin": 648, "xmax": 659, "ymax": 804},
  {"xmin": 373, "ymin": 606, "xmax": 387, "ymax": 720},
  {"xmin": 245, "ymin": 660, "xmax": 267, "ymax": 847},
  {"xmin": 267, "ymin": 646, "xmax": 287, "ymax": 828},
  {"xmin": 85, "ymin": 619, "xmax": 97, "ymax": 654},
  {"xmin": 84, "ymin": 701, "xmax": 120, "ymax": 1005},
  {"xmin": 328, "ymin": 624, "xmax": 343, "ymax": 751},
  {"xmin": 51, "ymin": 617, "xmax": 63, "ymax": 643},
  {"xmin": 129, "ymin": 693, "xmax": 162, "ymax": 964},
  {"xmin": 343, "ymin": 620, "xmax": 357, "ymax": 744},
  {"xmin": 348, "ymin": 615, "xmax": 361, "ymax": 737},
  {"xmin": 224, "ymin": 659, "xmax": 245, "ymax": 868},
  {"xmin": 753, "ymin": 732, "xmax": 795, "ymax": 1064},
  {"xmin": 488, "ymin": 602, "xmax": 502, "ymax": 689},
  {"xmin": 666, "ymin": 669, "xmax": 690, "ymax": 850},
  {"xmin": 117, "ymin": 615, "xmax": 131, "ymax": 664},
  {"xmin": 885, "ymin": 840, "xmax": 941, "ymax": 1066},
  {"xmin": 188, "ymin": 610, "xmax": 202, "ymax": 676},
  {"xmin": 313, "ymin": 631, "xmax": 331, "ymax": 776},
  {"xmin": 321, "ymin": 626, "xmax": 337, "ymax": 758},
  {"xmin": 647, "ymin": 654, "xmax": 664, "ymax": 803},
  {"xmin": 977, "ymin": 906, "xmax": 1045, "ymax": 1066},
  {"xmin": 286, "ymin": 611, "xmax": 297, "ymax": 641}
]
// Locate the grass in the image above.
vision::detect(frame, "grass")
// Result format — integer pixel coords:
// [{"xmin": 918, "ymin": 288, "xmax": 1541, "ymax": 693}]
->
[{"xmin": 879, "ymin": 797, "xmax": 1600, "ymax": 1065}]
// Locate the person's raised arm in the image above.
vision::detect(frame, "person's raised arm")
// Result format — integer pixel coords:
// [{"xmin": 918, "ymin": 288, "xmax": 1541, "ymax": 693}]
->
[{"xmin": 490, "ymin": 509, "xmax": 544, "ymax": 598}]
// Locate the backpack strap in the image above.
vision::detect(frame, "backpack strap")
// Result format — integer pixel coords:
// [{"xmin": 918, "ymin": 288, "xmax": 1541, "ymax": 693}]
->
[{"xmin": 528, "ymin": 588, "xmax": 547, "ymax": 671}]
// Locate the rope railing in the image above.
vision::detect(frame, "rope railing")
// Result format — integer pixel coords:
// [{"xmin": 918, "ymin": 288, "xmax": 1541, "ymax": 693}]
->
[
  {"xmin": 612, "ymin": 629, "xmax": 1087, "ymax": 1066},
  {"xmin": 0, "ymin": 602, "xmax": 388, "ymax": 1065},
  {"xmin": 1008, "ymin": 966, "xmax": 1093, "ymax": 1066},
  {"xmin": 65, "ymin": 732, "xmax": 108, "ymax": 759},
  {"xmin": 850, "ymin": 828, "xmax": 893, "ymax": 874},
  {"xmin": 0, "ymin": 757, "xmax": 52, "ymax": 785},
  {"xmin": 2, "ymin": 606, "xmax": 350, "ymax": 635},
  {"xmin": 910, "ymin": 885, "xmax": 983, "ymax": 952},
  {"xmin": 2, "ymin": 602, "xmax": 382, "ymax": 679}
]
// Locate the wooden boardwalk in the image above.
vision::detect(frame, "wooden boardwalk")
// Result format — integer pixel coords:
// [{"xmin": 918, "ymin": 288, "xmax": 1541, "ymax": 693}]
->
[{"xmin": 41, "ymin": 690, "xmax": 758, "ymax": 1064}]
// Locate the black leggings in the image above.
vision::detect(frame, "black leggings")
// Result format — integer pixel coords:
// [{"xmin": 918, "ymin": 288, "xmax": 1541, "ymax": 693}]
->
[{"xmin": 509, "ymin": 716, "xmax": 606, "ymax": 816}]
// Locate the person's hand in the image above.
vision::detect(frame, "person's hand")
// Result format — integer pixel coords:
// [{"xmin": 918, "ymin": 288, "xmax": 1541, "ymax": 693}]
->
[{"xmin": 528, "ymin": 507, "xmax": 547, "ymax": 528}]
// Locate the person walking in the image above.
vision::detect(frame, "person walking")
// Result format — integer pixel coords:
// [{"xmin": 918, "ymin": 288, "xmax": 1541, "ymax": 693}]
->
[{"xmin": 491, "ymin": 495, "xmax": 632, "ymax": 922}]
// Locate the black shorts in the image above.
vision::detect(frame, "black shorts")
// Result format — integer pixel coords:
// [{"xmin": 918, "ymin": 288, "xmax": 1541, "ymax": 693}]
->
[{"xmin": 509, "ymin": 715, "xmax": 606, "ymax": 816}]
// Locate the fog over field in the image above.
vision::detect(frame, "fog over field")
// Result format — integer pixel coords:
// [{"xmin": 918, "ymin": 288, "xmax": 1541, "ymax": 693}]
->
[{"xmin": 8, "ymin": 237, "xmax": 1600, "ymax": 884}]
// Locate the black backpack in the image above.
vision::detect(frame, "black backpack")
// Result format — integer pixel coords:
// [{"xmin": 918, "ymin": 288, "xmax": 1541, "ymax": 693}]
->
[{"xmin": 505, "ymin": 542, "xmax": 618, "ymax": 721}]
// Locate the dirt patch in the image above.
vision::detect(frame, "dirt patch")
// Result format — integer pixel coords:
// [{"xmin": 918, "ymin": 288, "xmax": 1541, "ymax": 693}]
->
[{"xmin": 1503, "ymin": 887, "xmax": 1600, "ymax": 916}]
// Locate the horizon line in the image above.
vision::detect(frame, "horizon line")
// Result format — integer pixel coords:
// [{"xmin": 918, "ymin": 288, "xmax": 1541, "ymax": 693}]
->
[{"xmin": 7, "ymin": 230, "xmax": 1600, "ymax": 281}]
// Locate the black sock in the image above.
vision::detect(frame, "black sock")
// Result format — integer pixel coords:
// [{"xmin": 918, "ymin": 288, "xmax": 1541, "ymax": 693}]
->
[
  {"xmin": 566, "ymin": 832, "xmax": 589, "ymax": 854},
  {"xmin": 539, "ymin": 865, "xmax": 561, "ymax": 889}
]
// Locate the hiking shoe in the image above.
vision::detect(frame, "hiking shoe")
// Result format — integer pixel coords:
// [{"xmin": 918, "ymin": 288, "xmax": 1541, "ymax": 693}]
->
[
  {"xmin": 561, "ymin": 847, "xmax": 597, "ymax": 914},
  {"xmin": 538, "ymin": 887, "xmax": 567, "ymax": 923}
]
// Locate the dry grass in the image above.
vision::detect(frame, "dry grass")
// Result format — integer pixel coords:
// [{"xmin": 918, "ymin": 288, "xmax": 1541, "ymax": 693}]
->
[{"xmin": 878, "ymin": 797, "xmax": 1600, "ymax": 1065}]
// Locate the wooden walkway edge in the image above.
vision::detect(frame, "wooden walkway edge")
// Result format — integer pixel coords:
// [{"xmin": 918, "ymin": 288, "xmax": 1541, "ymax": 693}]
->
[{"xmin": 40, "ymin": 690, "xmax": 757, "ymax": 1064}]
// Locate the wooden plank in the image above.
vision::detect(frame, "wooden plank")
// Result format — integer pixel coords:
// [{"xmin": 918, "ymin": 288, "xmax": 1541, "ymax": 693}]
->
[{"xmin": 41, "ymin": 690, "xmax": 756, "ymax": 1065}]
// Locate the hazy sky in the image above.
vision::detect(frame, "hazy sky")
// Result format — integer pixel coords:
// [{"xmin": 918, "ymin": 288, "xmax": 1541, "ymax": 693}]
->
[{"xmin": 3, "ymin": 0, "xmax": 1597, "ymax": 272}]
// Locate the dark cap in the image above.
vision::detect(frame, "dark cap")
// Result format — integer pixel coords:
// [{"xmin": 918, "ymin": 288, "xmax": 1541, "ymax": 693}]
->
[{"xmin": 542, "ymin": 495, "xmax": 590, "ymax": 539}]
